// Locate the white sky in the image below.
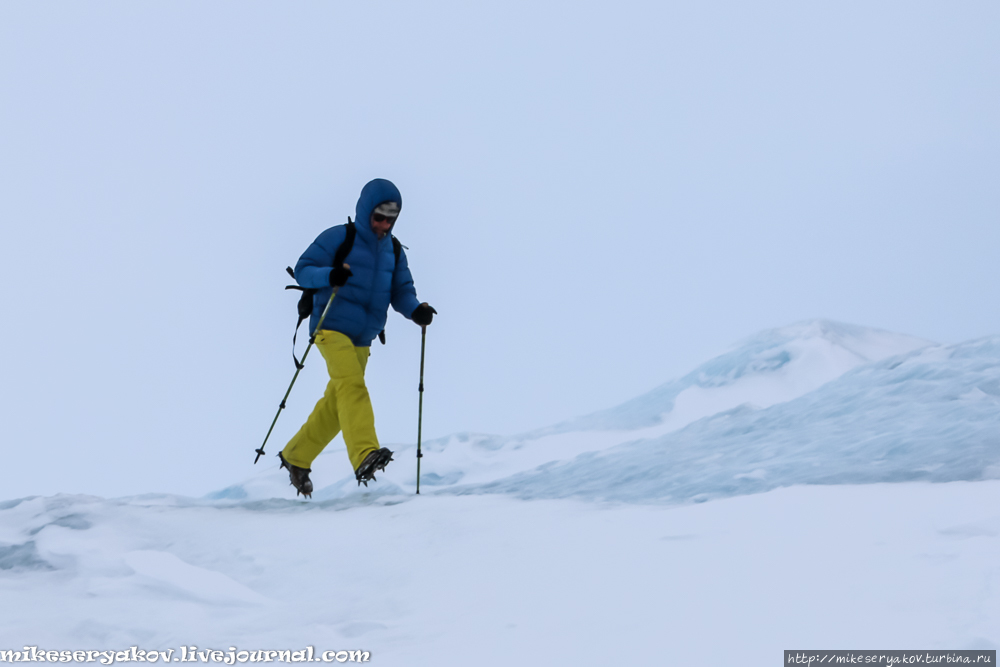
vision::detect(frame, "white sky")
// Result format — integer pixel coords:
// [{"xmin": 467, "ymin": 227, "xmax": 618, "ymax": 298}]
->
[{"xmin": 1, "ymin": 1, "xmax": 998, "ymax": 499}]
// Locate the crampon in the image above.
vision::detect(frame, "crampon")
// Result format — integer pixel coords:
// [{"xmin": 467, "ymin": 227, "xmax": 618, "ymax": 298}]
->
[
  {"xmin": 278, "ymin": 451, "xmax": 314, "ymax": 498},
  {"xmin": 355, "ymin": 448, "xmax": 394, "ymax": 487}
]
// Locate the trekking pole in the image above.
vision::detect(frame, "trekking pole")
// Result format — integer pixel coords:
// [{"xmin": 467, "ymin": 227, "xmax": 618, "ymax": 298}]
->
[
  {"xmin": 415, "ymin": 325, "xmax": 427, "ymax": 494},
  {"xmin": 253, "ymin": 267, "xmax": 347, "ymax": 464}
]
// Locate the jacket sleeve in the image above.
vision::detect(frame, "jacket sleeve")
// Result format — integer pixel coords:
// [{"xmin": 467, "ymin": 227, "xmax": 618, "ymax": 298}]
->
[
  {"xmin": 391, "ymin": 247, "xmax": 421, "ymax": 318},
  {"xmin": 294, "ymin": 225, "xmax": 348, "ymax": 289}
]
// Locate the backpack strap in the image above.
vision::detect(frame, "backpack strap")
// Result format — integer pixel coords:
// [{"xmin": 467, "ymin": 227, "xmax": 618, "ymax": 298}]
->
[
  {"xmin": 287, "ymin": 218, "xmax": 356, "ymax": 368},
  {"xmin": 391, "ymin": 235, "xmax": 402, "ymax": 264},
  {"xmin": 333, "ymin": 220, "xmax": 356, "ymax": 269},
  {"xmin": 285, "ymin": 267, "xmax": 316, "ymax": 369},
  {"xmin": 377, "ymin": 236, "xmax": 406, "ymax": 345}
]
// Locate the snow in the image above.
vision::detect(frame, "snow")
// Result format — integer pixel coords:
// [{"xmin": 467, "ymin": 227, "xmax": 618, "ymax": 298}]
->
[
  {"xmin": 2, "ymin": 319, "xmax": 999, "ymax": 662},
  {"xmin": 2, "ymin": 485, "xmax": 999, "ymax": 663},
  {"xmin": 548, "ymin": 319, "xmax": 932, "ymax": 433},
  {"xmin": 122, "ymin": 550, "xmax": 271, "ymax": 606},
  {"xmin": 466, "ymin": 333, "xmax": 1000, "ymax": 504}
]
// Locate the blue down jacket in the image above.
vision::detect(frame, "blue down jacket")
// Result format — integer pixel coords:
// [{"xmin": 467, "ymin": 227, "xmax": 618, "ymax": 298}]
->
[{"xmin": 294, "ymin": 179, "xmax": 421, "ymax": 347}]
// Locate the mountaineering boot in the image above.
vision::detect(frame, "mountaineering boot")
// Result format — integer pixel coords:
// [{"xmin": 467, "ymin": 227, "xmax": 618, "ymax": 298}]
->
[
  {"xmin": 278, "ymin": 451, "xmax": 314, "ymax": 498},
  {"xmin": 355, "ymin": 447, "xmax": 394, "ymax": 487}
]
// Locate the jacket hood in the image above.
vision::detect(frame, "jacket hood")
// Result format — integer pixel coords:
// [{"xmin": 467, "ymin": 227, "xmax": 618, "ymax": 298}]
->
[{"xmin": 355, "ymin": 178, "xmax": 402, "ymax": 244}]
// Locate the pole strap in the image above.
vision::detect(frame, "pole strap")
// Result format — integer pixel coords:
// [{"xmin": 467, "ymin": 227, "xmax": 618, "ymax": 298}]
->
[
  {"xmin": 254, "ymin": 283, "xmax": 340, "ymax": 464},
  {"xmin": 255, "ymin": 217, "xmax": 354, "ymax": 464}
]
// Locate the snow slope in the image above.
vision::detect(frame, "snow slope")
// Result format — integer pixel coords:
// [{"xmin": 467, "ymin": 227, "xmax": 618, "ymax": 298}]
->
[
  {"xmin": 550, "ymin": 318, "xmax": 932, "ymax": 433},
  {"xmin": 467, "ymin": 334, "xmax": 1000, "ymax": 503}
]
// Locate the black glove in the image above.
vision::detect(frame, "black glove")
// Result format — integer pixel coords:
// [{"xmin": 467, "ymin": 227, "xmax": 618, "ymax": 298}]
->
[
  {"xmin": 329, "ymin": 266, "xmax": 353, "ymax": 287},
  {"xmin": 411, "ymin": 303, "xmax": 437, "ymax": 326}
]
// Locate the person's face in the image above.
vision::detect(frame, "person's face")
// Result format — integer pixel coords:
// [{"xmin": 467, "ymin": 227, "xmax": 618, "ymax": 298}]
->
[{"xmin": 370, "ymin": 212, "xmax": 395, "ymax": 239}]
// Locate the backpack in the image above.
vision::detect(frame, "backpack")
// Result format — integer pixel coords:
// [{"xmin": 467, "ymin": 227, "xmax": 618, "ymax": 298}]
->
[{"xmin": 285, "ymin": 218, "xmax": 403, "ymax": 367}]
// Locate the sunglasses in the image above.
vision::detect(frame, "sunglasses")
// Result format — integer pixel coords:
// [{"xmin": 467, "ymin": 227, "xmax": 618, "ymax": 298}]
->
[{"xmin": 372, "ymin": 213, "xmax": 397, "ymax": 223}]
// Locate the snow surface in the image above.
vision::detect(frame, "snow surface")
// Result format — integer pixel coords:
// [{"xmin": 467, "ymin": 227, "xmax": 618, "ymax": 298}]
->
[
  {"xmin": 3, "ymin": 320, "xmax": 999, "ymax": 662},
  {"xmin": 1, "ymin": 484, "xmax": 999, "ymax": 664}
]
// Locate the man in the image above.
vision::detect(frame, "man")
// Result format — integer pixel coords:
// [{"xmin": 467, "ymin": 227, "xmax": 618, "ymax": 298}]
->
[{"xmin": 279, "ymin": 178, "xmax": 435, "ymax": 497}]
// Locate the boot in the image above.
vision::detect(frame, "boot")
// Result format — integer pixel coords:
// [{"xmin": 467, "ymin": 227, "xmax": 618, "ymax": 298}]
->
[
  {"xmin": 278, "ymin": 451, "xmax": 313, "ymax": 498},
  {"xmin": 355, "ymin": 448, "xmax": 394, "ymax": 487}
]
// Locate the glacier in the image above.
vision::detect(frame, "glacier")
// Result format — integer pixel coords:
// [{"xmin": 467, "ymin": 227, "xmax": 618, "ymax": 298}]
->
[{"xmin": 459, "ymin": 333, "xmax": 1000, "ymax": 503}]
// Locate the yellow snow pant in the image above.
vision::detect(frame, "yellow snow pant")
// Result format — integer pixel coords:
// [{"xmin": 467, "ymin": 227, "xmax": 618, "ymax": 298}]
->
[{"xmin": 281, "ymin": 330, "xmax": 379, "ymax": 472}]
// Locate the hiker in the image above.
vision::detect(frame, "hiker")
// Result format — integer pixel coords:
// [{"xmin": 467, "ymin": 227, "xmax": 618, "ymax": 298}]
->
[{"xmin": 278, "ymin": 178, "xmax": 436, "ymax": 497}]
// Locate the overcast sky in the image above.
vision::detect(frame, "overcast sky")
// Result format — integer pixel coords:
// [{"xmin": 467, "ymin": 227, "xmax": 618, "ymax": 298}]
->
[{"xmin": 1, "ymin": 1, "xmax": 998, "ymax": 499}]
